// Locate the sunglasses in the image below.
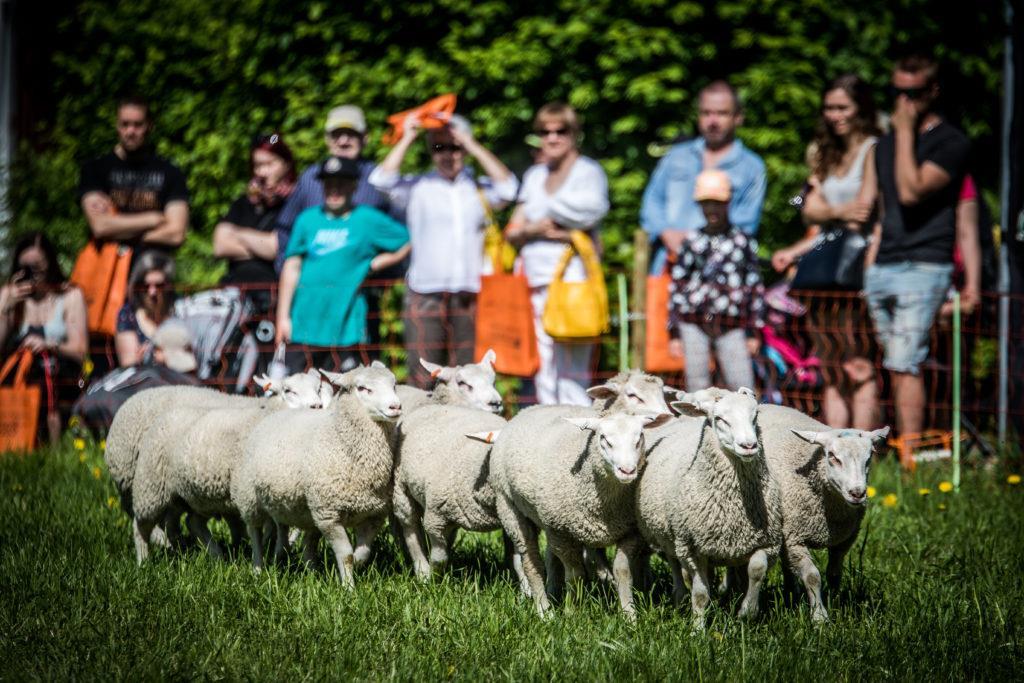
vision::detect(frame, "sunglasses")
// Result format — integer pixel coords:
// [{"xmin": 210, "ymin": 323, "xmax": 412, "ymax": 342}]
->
[
  {"xmin": 253, "ymin": 133, "xmax": 281, "ymax": 146},
  {"xmin": 431, "ymin": 143, "xmax": 464, "ymax": 154},
  {"xmin": 536, "ymin": 126, "xmax": 571, "ymax": 138},
  {"xmin": 328, "ymin": 128, "xmax": 362, "ymax": 140},
  {"xmin": 888, "ymin": 85, "xmax": 931, "ymax": 101}
]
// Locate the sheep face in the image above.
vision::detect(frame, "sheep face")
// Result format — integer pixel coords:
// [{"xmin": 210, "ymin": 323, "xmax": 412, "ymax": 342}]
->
[
  {"xmin": 793, "ymin": 427, "xmax": 891, "ymax": 506},
  {"xmin": 421, "ymin": 349, "xmax": 502, "ymax": 413},
  {"xmin": 586, "ymin": 371, "xmax": 673, "ymax": 415},
  {"xmin": 564, "ymin": 413, "xmax": 673, "ymax": 483},
  {"xmin": 672, "ymin": 387, "xmax": 760, "ymax": 461},
  {"xmin": 321, "ymin": 361, "xmax": 402, "ymax": 422},
  {"xmin": 253, "ymin": 372, "xmax": 332, "ymax": 409}
]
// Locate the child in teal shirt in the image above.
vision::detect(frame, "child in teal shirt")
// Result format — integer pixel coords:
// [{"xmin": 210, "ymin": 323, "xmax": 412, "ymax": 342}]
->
[{"xmin": 276, "ymin": 156, "xmax": 409, "ymax": 371}]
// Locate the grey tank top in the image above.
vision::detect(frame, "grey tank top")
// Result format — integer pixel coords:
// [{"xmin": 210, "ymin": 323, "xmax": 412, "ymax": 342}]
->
[{"xmin": 820, "ymin": 137, "xmax": 877, "ymax": 207}]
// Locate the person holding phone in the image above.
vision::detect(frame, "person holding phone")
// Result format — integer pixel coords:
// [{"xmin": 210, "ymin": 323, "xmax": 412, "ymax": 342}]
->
[{"xmin": 0, "ymin": 232, "xmax": 88, "ymax": 444}]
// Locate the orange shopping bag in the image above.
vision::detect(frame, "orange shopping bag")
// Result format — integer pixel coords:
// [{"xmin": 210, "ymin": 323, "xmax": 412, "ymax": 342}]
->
[
  {"xmin": 644, "ymin": 258, "xmax": 684, "ymax": 373},
  {"xmin": 382, "ymin": 93, "xmax": 458, "ymax": 145},
  {"xmin": 71, "ymin": 240, "xmax": 132, "ymax": 336},
  {"xmin": 475, "ymin": 251, "xmax": 539, "ymax": 377},
  {"xmin": 0, "ymin": 350, "xmax": 40, "ymax": 453}
]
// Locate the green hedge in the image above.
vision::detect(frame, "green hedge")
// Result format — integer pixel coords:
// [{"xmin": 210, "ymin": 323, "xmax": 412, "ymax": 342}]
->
[{"xmin": 5, "ymin": 0, "xmax": 1005, "ymax": 286}]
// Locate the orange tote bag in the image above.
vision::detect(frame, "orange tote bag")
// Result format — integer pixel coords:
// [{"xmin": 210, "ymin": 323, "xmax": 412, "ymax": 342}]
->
[
  {"xmin": 0, "ymin": 350, "xmax": 40, "ymax": 453},
  {"xmin": 644, "ymin": 258, "xmax": 684, "ymax": 373},
  {"xmin": 475, "ymin": 249, "xmax": 539, "ymax": 378},
  {"xmin": 71, "ymin": 240, "xmax": 132, "ymax": 336}
]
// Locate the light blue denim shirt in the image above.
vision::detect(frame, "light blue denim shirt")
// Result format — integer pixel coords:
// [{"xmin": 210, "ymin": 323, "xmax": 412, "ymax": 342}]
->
[{"xmin": 640, "ymin": 137, "xmax": 767, "ymax": 273}]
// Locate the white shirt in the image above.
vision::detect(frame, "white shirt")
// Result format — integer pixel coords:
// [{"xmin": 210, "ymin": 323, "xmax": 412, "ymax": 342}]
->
[
  {"xmin": 517, "ymin": 156, "xmax": 610, "ymax": 287},
  {"xmin": 368, "ymin": 167, "xmax": 518, "ymax": 294}
]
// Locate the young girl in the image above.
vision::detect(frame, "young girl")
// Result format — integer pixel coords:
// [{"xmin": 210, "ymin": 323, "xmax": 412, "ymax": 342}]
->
[{"xmin": 667, "ymin": 169, "xmax": 764, "ymax": 391}]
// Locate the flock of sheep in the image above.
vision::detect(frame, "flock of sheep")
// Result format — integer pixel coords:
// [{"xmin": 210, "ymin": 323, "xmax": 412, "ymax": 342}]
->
[{"xmin": 105, "ymin": 352, "xmax": 889, "ymax": 627}]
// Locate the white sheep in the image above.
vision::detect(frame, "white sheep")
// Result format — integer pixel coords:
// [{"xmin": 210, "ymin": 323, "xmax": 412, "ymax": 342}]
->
[
  {"xmin": 489, "ymin": 404, "xmax": 671, "ymax": 618},
  {"xmin": 396, "ymin": 350, "xmax": 502, "ymax": 415},
  {"xmin": 231, "ymin": 361, "xmax": 402, "ymax": 586},
  {"xmin": 636, "ymin": 387, "xmax": 782, "ymax": 629},
  {"xmin": 393, "ymin": 404, "xmax": 507, "ymax": 580},
  {"xmin": 128, "ymin": 372, "xmax": 331, "ymax": 564},
  {"xmin": 758, "ymin": 404, "xmax": 889, "ymax": 622},
  {"xmin": 588, "ymin": 369, "xmax": 675, "ymax": 416}
]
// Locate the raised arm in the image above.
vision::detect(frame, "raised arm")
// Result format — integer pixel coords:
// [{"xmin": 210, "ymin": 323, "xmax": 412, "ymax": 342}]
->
[
  {"xmin": 891, "ymin": 100, "xmax": 953, "ymax": 206},
  {"xmin": 370, "ymin": 116, "xmax": 421, "ymax": 188}
]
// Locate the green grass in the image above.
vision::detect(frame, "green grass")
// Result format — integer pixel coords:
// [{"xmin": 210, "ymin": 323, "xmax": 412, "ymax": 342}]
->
[{"xmin": 1, "ymin": 439, "xmax": 1022, "ymax": 680}]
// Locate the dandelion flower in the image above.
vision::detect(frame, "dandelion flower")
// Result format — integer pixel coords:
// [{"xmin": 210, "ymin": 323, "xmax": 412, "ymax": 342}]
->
[
  {"xmin": 938, "ymin": 503, "xmax": 947, "ymax": 511},
  {"xmin": 92, "ymin": 466, "xmax": 102, "ymax": 480},
  {"xmin": 106, "ymin": 496, "xmax": 117, "ymax": 509},
  {"xmin": 938, "ymin": 481, "xmax": 954, "ymax": 493},
  {"xmin": 918, "ymin": 488, "xmax": 931, "ymax": 496},
  {"xmin": 73, "ymin": 438, "xmax": 85, "ymax": 451},
  {"xmin": 99, "ymin": 439, "xmax": 106, "ymax": 451},
  {"xmin": 712, "ymin": 631, "xmax": 724, "ymax": 641},
  {"xmin": 78, "ymin": 453, "xmax": 87, "ymax": 464},
  {"xmin": 882, "ymin": 493, "xmax": 898, "ymax": 507},
  {"xmin": 1008, "ymin": 474, "xmax": 1021, "ymax": 486},
  {"xmin": 867, "ymin": 486, "xmax": 877, "ymax": 499}
]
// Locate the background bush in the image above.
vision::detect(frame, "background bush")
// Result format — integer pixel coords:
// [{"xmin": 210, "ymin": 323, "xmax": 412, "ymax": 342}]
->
[{"xmin": 4, "ymin": 0, "xmax": 1006, "ymax": 286}]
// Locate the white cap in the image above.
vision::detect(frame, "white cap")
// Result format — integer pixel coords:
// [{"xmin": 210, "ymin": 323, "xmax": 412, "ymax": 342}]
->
[
  {"xmin": 152, "ymin": 319, "xmax": 197, "ymax": 374},
  {"xmin": 324, "ymin": 105, "xmax": 367, "ymax": 134}
]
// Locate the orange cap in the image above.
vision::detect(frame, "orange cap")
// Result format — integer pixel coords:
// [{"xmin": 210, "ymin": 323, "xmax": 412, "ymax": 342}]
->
[{"xmin": 693, "ymin": 169, "xmax": 732, "ymax": 202}]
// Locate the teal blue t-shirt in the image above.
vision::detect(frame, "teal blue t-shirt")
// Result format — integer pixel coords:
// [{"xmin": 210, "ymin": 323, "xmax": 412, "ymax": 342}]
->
[{"xmin": 284, "ymin": 205, "xmax": 409, "ymax": 346}]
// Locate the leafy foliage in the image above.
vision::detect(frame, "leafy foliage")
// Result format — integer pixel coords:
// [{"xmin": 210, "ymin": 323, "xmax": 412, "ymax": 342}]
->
[{"xmin": 4, "ymin": 0, "xmax": 1006, "ymax": 285}]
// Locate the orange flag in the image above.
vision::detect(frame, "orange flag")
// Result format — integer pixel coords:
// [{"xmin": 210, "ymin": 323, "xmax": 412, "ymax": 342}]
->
[{"xmin": 382, "ymin": 93, "xmax": 458, "ymax": 145}]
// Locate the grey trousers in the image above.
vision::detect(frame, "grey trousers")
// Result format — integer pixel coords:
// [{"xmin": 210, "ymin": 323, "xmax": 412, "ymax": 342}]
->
[{"xmin": 679, "ymin": 323, "xmax": 755, "ymax": 392}]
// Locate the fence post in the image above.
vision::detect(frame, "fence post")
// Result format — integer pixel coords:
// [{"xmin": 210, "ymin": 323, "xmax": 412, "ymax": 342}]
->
[
  {"xmin": 953, "ymin": 291, "xmax": 962, "ymax": 492},
  {"xmin": 632, "ymin": 230, "xmax": 649, "ymax": 371},
  {"xmin": 617, "ymin": 273, "xmax": 628, "ymax": 372}
]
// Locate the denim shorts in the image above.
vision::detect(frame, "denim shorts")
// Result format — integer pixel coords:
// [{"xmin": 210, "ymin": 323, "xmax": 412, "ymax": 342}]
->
[{"xmin": 863, "ymin": 261, "xmax": 953, "ymax": 375}]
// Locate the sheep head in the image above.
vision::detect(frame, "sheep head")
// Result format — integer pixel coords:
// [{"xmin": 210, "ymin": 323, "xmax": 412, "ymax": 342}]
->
[
  {"xmin": 563, "ymin": 412, "xmax": 673, "ymax": 483},
  {"xmin": 252, "ymin": 372, "xmax": 332, "ymax": 409},
  {"xmin": 792, "ymin": 426, "xmax": 890, "ymax": 506},
  {"xmin": 586, "ymin": 370, "xmax": 673, "ymax": 415},
  {"xmin": 672, "ymin": 387, "xmax": 760, "ymax": 461},
  {"xmin": 320, "ymin": 361, "xmax": 402, "ymax": 422},
  {"xmin": 420, "ymin": 349, "xmax": 502, "ymax": 414}
]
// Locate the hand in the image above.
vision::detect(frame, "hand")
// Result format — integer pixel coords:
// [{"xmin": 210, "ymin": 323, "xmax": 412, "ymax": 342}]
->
[
  {"xmin": 402, "ymin": 114, "xmax": 422, "ymax": 142},
  {"xmin": 21, "ymin": 334, "xmax": 50, "ymax": 354},
  {"xmin": 660, "ymin": 229, "xmax": 690, "ymax": 255},
  {"xmin": 746, "ymin": 336, "xmax": 761, "ymax": 357},
  {"xmin": 448, "ymin": 123, "xmax": 476, "ymax": 150},
  {"xmin": 959, "ymin": 286, "xmax": 980, "ymax": 316},
  {"xmin": 771, "ymin": 248, "xmax": 795, "ymax": 273},
  {"xmin": 838, "ymin": 198, "xmax": 873, "ymax": 224},
  {"xmin": 891, "ymin": 96, "xmax": 917, "ymax": 131},
  {"xmin": 84, "ymin": 193, "xmax": 114, "ymax": 215},
  {"xmin": 540, "ymin": 222, "xmax": 571, "ymax": 242},
  {"xmin": 668, "ymin": 338, "xmax": 684, "ymax": 359},
  {"xmin": 275, "ymin": 317, "xmax": 292, "ymax": 346},
  {"xmin": 1, "ymin": 278, "xmax": 32, "ymax": 313}
]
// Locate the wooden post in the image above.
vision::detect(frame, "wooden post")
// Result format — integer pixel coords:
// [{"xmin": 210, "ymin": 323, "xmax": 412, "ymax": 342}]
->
[{"xmin": 632, "ymin": 230, "xmax": 649, "ymax": 371}]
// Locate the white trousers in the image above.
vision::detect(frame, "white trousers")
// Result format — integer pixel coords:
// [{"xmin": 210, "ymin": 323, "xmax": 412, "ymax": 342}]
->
[{"xmin": 530, "ymin": 286, "xmax": 594, "ymax": 406}]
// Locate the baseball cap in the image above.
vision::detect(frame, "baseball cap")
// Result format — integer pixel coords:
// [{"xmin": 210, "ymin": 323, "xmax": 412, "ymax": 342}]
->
[
  {"xmin": 152, "ymin": 319, "xmax": 197, "ymax": 374},
  {"xmin": 316, "ymin": 156, "xmax": 361, "ymax": 180},
  {"xmin": 324, "ymin": 105, "xmax": 367, "ymax": 134},
  {"xmin": 693, "ymin": 169, "xmax": 732, "ymax": 202}
]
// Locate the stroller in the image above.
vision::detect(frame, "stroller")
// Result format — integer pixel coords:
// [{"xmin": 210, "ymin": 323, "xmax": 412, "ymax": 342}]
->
[{"xmin": 753, "ymin": 282, "xmax": 822, "ymax": 405}]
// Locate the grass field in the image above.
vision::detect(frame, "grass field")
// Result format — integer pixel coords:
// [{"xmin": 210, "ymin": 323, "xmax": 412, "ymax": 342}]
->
[{"xmin": 1, "ymin": 437, "xmax": 1022, "ymax": 680}]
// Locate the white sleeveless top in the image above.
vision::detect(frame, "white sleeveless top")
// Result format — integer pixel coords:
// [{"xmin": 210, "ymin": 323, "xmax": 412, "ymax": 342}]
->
[
  {"xmin": 820, "ymin": 137, "xmax": 877, "ymax": 208},
  {"xmin": 18, "ymin": 293, "xmax": 68, "ymax": 344}
]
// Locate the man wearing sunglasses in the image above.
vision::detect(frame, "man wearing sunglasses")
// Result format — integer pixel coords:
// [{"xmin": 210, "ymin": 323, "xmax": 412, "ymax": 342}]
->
[
  {"xmin": 864, "ymin": 54, "xmax": 971, "ymax": 441},
  {"xmin": 640, "ymin": 80, "xmax": 767, "ymax": 274}
]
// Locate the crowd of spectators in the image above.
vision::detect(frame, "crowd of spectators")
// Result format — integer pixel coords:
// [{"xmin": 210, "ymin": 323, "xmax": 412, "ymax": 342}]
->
[{"xmin": 0, "ymin": 51, "xmax": 989, "ymax": 448}]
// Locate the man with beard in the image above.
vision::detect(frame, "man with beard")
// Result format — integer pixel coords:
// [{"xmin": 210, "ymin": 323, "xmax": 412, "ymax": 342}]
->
[
  {"xmin": 640, "ymin": 80, "xmax": 766, "ymax": 274},
  {"xmin": 79, "ymin": 95, "xmax": 190, "ymax": 265}
]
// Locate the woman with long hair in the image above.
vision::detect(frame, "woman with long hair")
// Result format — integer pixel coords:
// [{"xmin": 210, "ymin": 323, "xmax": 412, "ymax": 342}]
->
[
  {"xmin": 0, "ymin": 232, "xmax": 88, "ymax": 443},
  {"xmin": 115, "ymin": 251, "xmax": 176, "ymax": 367},
  {"xmin": 772, "ymin": 74, "xmax": 881, "ymax": 429}
]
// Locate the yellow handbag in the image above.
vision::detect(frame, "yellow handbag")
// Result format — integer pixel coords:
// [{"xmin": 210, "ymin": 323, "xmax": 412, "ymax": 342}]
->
[
  {"xmin": 478, "ymin": 187, "xmax": 516, "ymax": 274},
  {"xmin": 542, "ymin": 230, "xmax": 609, "ymax": 339}
]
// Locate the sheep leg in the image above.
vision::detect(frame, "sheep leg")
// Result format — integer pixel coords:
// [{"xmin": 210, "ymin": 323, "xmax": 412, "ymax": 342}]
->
[
  {"xmin": 738, "ymin": 549, "xmax": 771, "ymax": 620},
  {"xmin": 393, "ymin": 485, "xmax": 430, "ymax": 579},
  {"xmin": 133, "ymin": 517, "xmax": 156, "ymax": 565},
  {"xmin": 274, "ymin": 524, "xmax": 291, "ymax": 566},
  {"xmin": 826, "ymin": 534, "xmax": 857, "ymax": 597},
  {"xmin": 245, "ymin": 520, "xmax": 266, "ymax": 572},
  {"xmin": 502, "ymin": 533, "xmax": 530, "ymax": 596},
  {"xmin": 149, "ymin": 524, "xmax": 171, "ymax": 549},
  {"xmin": 680, "ymin": 551, "xmax": 712, "ymax": 631},
  {"xmin": 496, "ymin": 494, "xmax": 548, "ymax": 615},
  {"xmin": 319, "ymin": 520, "xmax": 356, "ymax": 589},
  {"xmin": 424, "ymin": 516, "xmax": 454, "ymax": 576},
  {"xmin": 787, "ymin": 543, "xmax": 827, "ymax": 623},
  {"xmin": 585, "ymin": 548, "xmax": 615, "ymax": 586},
  {"xmin": 302, "ymin": 529, "xmax": 323, "ymax": 569},
  {"xmin": 612, "ymin": 538, "xmax": 640, "ymax": 621},
  {"xmin": 226, "ymin": 515, "xmax": 247, "ymax": 557},
  {"xmin": 548, "ymin": 534, "xmax": 585, "ymax": 608},
  {"xmin": 665, "ymin": 555, "xmax": 688, "ymax": 608},
  {"xmin": 543, "ymin": 544, "xmax": 565, "ymax": 602},
  {"xmin": 353, "ymin": 517, "xmax": 385, "ymax": 568},
  {"xmin": 185, "ymin": 512, "xmax": 226, "ymax": 560}
]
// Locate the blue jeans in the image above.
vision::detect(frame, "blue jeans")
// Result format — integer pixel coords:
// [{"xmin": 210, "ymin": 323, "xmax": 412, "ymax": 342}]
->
[{"xmin": 863, "ymin": 261, "xmax": 952, "ymax": 375}]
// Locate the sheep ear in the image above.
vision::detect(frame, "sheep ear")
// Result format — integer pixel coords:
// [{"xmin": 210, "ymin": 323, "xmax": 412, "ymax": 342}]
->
[
  {"xmin": 643, "ymin": 413, "xmax": 674, "ymax": 430},
  {"xmin": 253, "ymin": 374, "xmax": 280, "ymax": 394},
  {"xmin": 563, "ymin": 417, "xmax": 600, "ymax": 432},
  {"xmin": 585, "ymin": 385, "xmax": 619, "ymax": 400},
  {"xmin": 791, "ymin": 429, "xmax": 826, "ymax": 446},
  {"xmin": 869, "ymin": 426, "xmax": 891, "ymax": 445},
  {"xmin": 737, "ymin": 386, "xmax": 757, "ymax": 400},
  {"xmin": 479, "ymin": 349, "xmax": 496, "ymax": 368},
  {"xmin": 420, "ymin": 358, "xmax": 454, "ymax": 381},
  {"xmin": 672, "ymin": 389, "xmax": 716, "ymax": 416},
  {"xmin": 465, "ymin": 430, "xmax": 501, "ymax": 444},
  {"xmin": 320, "ymin": 368, "xmax": 356, "ymax": 390},
  {"xmin": 370, "ymin": 360, "xmax": 387, "ymax": 370}
]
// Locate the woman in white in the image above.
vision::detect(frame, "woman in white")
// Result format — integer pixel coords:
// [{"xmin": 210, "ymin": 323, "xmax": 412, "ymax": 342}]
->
[
  {"xmin": 771, "ymin": 74, "xmax": 880, "ymax": 430},
  {"xmin": 370, "ymin": 114, "xmax": 518, "ymax": 388},
  {"xmin": 506, "ymin": 102, "xmax": 610, "ymax": 405}
]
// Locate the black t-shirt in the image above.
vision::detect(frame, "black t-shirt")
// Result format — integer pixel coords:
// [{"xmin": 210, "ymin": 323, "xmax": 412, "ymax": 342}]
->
[
  {"xmin": 220, "ymin": 195, "xmax": 280, "ymax": 285},
  {"xmin": 79, "ymin": 150, "xmax": 189, "ymax": 214},
  {"xmin": 875, "ymin": 121, "xmax": 970, "ymax": 264}
]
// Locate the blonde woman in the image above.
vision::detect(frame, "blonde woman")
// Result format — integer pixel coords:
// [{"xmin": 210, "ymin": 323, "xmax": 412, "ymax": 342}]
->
[{"xmin": 506, "ymin": 102, "xmax": 609, "ymax": 405}]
